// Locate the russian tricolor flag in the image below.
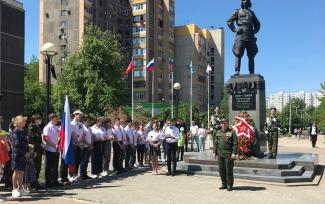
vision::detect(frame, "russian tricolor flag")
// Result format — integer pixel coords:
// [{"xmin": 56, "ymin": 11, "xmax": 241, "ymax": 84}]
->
[
  {"xmin": 169, "ymin": 58, "xmax": 174, "ymax": 72},
  {"xmin": 146, "ymin": 58, "xmax": 155, "ymax": 72},
  {"xmin": 59, "ymin": 96, "xmax": 75, "ymax": 172}
]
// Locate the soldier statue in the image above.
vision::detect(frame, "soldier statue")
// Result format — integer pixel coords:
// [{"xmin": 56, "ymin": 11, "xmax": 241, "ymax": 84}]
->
[
  {"xmin": 265, "ymin": 107, "xmax": 281, "ymax": 159},
  {"xmin": 227, "ymin": 0, "xmax": 260, "ymax": 75},
  {"xmin": 213, "ymin": 118, "xmax": 237, "ymax": 191}
]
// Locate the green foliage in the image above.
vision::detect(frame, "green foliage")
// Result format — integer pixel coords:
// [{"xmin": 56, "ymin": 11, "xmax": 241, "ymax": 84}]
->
[
  {"xmin": 52, "ymin": 26, "xmax": 128, "ymax": 116},
  {"xmin": 279, "ymin": 98, "xmax": 306, "ymax": 133},
  {"xmin": 220, "ymin": 88, "xmax": 229, "ymax": 117},
  {"xmin": 24, "ymin": 56, "xmax": 46, "ymax": 118},
  {"xmin": 315, "ymin": 82, "xmax": 325, "ymax": 132}
]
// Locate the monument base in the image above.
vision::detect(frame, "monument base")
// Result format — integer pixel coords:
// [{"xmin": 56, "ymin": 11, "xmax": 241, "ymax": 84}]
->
[
  {"xmin": 226, "ymin": 74, "xmax": 267, "ymax": 157},
  {"xmin": 177, "ymin": 150, "xmax": 320, "ymax": 184}
]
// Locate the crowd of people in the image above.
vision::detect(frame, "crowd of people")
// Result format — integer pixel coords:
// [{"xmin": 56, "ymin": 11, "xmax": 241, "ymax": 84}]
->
[{"xmin": 0, "ymin": 112, "xmax": 209, "ymax": 201}]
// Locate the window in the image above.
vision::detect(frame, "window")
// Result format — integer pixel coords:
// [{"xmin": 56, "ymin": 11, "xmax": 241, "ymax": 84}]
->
[
  {"xmin": 60, "ymin": 45, "xmax": 67, "ymax": 51},
  {"xmin": 211, "ymin": 94, "xmax": 214, "ymax": 100},
  {"xmin": 134, "ymin": 60, "xmax": 146, "ymax": 66},
  {"xmin": 85, "ymin": 7, "xmax": 93, "ymax": 15},
  {"xmin": 210, "ymin": 85, "xmax": 214, "ymax": 90},
  {"xmin": 134, "ymin": 81, "xmax": 146, "ymax": 88},
  {"xmin": 133, "ymin": 37, "xmax": 145, "ymax": 44},
  {"xmin": 211, "ymin": 76, "xmax": 214, "ymax": 82},
  {"xmin": 60, "ymin": 9, "xmax": 71, "ymax": 16},
  {"xmin": 133, "ymin": 15, "xmax": 145, "ymax": 23},
  {"xmin": 60, "ymin": 21, "xmax": 67, "ymax": 28},
  {"xmin": 133, "ymin": 26, "xmax": 146, "ymax": 33},
  {"xmin": 134, "ymin": 70, "xmax": 146, "ymax": 77},
  {"xmin": 133, "ymin": 3, "xmax": 145, "ymax": 11},
  {"xmin": 133, "ymin": 48, "xmax": 146, "ymax": 56},
  {"xmin": 211, "ymin": 47, "xmax": 214, "ymax": 54},
  {"xmin": 134, "ymin": 92, "xmax": 145, "ymax": 100}
]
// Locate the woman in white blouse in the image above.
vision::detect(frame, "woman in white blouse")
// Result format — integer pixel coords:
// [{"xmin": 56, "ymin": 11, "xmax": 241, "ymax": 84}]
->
[
  {"xmin": 90, "ymin": 117, "xmax": 104, "ymax": 178},
  {"xmin": 136, "ymin": 124, "xmax": 147, "ymax": 167},
  {"xmin": 146, "ymin": 122, "xmax": 162, "ymax": 175}
]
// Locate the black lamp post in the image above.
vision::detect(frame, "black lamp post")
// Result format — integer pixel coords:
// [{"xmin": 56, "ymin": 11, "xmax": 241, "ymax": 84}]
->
[
  {"xmin": 173, "ymin": 83, "xmax": 181, "ymax": 119},
  {"xmin": 40, "ymin": 43, "xmax": 58, "ymax": 123}
]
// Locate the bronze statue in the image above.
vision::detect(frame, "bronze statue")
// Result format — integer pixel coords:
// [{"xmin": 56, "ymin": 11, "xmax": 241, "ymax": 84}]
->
[{"xmin": 227, "ymin": 0, "xmax": 260, "ymax": 75}]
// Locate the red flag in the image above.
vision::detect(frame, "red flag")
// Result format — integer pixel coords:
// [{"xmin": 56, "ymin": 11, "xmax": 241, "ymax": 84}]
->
[{"xmin": 124, "ymin": 58, "xmax": 134, "ymax": 76}]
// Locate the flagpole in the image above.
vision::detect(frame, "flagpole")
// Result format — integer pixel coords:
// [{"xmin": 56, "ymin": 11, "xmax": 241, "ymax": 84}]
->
[
  {"xmin": 171, "ymin": 71, "xmax": 174, "ymax": 119},
  {"xmin": 190, "ymin": 65, "xmax": 193, "ymax": 123},
  {"xmin": 207, "ymin": 71, "xmax": 210, "ymax": 129},
  {"xmin": 152, "ymin": 70, "xmax": 154, "ymax": 118},
  {"xmin": 132, "ymin": 70, "xmax": 134, "ymax": 121}
]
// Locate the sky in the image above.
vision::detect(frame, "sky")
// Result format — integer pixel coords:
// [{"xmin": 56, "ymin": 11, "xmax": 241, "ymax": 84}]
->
[{"xmin": 21, "ymin": 0, "xmax": 325, "ymax": 96}]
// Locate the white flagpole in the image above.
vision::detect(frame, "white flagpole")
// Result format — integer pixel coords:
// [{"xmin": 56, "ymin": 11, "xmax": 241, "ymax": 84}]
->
[
  {"xmin": 152, "ymin": 70, "xmax": 154, "ymax": 118},
  {"xmin": 132, "ymin": 70, "xmax": 134, "ymax": 121},
  {"xmin": 190, "ymin": 66, "xmax": 193, "ymax": 123},
  {"xmin": 171, "ymin": 71, "xmax": 174, "ymax": 119},
  {"xmin": 207, "ymin": 71, "xmax": 210, "ymax": 129}
]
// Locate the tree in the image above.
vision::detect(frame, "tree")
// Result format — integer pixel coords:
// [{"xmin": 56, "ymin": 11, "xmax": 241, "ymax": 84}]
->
[
  {"xmin": 52, "ymin": 26, "xmax": 128, "ymax": 116},
  {"xmin": 315, "ymin": 82, "xmax": 325, "ymax": 132},
  {"xmin": 220, "ymin": 88, "xmax": 228, "ymax": 117},
  {"xmin": 279, "ymin": 98, "xmax": 306, "ymax": 133},
  {"xmin": 24, "ymin": 56, "xmax": 46, "ymax": 118}
]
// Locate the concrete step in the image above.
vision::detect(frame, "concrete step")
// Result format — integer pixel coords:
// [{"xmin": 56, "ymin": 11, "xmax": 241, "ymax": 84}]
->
[
  {"xmin": 178, "ymin": 163, "xmax": 305, "ymax": 177},
  {"xmin": 179, "ymin": 169, "xmax": 315, "ymax": 183}
]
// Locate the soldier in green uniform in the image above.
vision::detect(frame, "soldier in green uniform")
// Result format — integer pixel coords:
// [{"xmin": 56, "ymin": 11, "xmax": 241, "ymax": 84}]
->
[
  {"xmin": 213, "ymin": 118, "xmax": 237, "ymax": 191},
  {"xmin": 28, "ymin": 114, "xmax": 44, "ymax": 189},
  {"xmin": 265, "ymin": 107, "xmax": 281, "ymax": 159}
]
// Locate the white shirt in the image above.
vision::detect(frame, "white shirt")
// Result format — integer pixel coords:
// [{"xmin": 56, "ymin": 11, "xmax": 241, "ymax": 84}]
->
[
  {"xmin": 147, "ymin": 130, "xmax": 162, "ymax": 143},
  {"xmin": 125, "ymin": 126, "xmax": 137, "ymax": 145},
  {"xmin": 113, "ymin": 125, "xmax": 124, "ymax": 142},
  {"xmin": 83, "ymin": 126, "xmax": 92, "ymax": 147},
  {"xmin": 198, "ymin": 128, "xmax": 207, "ymax": 137},
  {"xmin": 43, "ymin": 123, "xmax": 59, "ymax": 152},
  {"xmin": 71, "ymin": 120, "xmax": 84, "ymax": 143},
  {"xmin": 190, "ymin": 125, "xmax": 199, "ymax": 136},
  {"xmin": 163, "ymin": 125, "xmax": 180, "ymax": 143},
  {"xmin": 311, "ymin": 126, "xmax": 317, "ymax": 135},
  {"xmin": 91, "ymin": 125, "xmax": 104, "ymax": 141}
]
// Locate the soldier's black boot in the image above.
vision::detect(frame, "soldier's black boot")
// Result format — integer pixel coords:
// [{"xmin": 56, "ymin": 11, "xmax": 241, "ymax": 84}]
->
[
  {"xmin": 267, "ymin": 154, "xmax": 273, "ymax": 159},
  {"xmin": 272, "ymin": 154, "xmax": 277, "ymax": 159},
  {"xmin": 227, "ymin": 185, "xmax": 233, "ymax": 191},
  {"xmin": 219, "ymin": 183, "xmax": 227, "ymax": 190}
]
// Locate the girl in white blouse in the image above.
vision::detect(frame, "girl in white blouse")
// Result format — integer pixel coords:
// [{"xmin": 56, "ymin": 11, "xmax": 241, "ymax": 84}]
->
[{"xmin": 146, "ymin": 122, "xmax": 162, "ymax": 175}]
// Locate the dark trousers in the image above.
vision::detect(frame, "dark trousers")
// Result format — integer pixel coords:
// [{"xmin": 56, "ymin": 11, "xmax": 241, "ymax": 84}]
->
[
  {"xmin": 71, "ymin": 146, "xmax": 82, "ymax": 176},
  {"xmin": 113, "ymin": 141, "xmax": 123, "ymax": 172},
  {"xmin": 130, "ymin": 146, "xmax": 136, "ymax": 167},
  {"xmin": 80, "ymin": 148, "xmax": 90, "ymax": 177},
  {"xmin": 137, "ymin": 144, "xmax": 145, "ymax": 165},
  {"xmin": 45, "ymin": 151, "xmax": 59, "ymax": 186},
  {"xmin": 3, "ymin": 159, "xmax": 13, "ymax": 188},
  {"xmin": 124, "ymin": 145, "xmax": 131, "ymax": 169},
  {"xmin": 102, "ymin": 141, "xmax": 111, "ymax": 172},
  {"xmin": 177, "ymin": 146, "xmax": 184, "ymax": 161},
  {"xmin": 91, "ymin": 141, "xmax": 103, "ymax": 175},
  {"xmin": 60, "ymin": 157, "xmax": 69, "ymax": 181},
  {"xmin": 311, "ymin": 135, "xmax": 317, "ymax": 148},
  {"xmin": 162, "ymin": 140, "xmax": 167, "ymax": 160},
  {"xmin": 185, "ymin": 136, "xmax": 189, "ymax": 152},
  {"xmin": 33, "ymin": 148, "xmax": 43, "ymax": 184},
  {"xmin": 166, "ymin": 142, "xmax": 177, "ymax": 173},
  {"xmin": 218, "ymin": 156, "xmax": 234, "ymax": 187}
]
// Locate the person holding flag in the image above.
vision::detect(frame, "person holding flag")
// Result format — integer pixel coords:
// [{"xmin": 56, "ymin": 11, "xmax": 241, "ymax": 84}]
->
[
  {"xmin": 58, "ymin": 96, "xmax": 75, "ymax": 185},
  {"xmin": 43, "ymin": 113, "xmax": 61, "ymax": 189}
]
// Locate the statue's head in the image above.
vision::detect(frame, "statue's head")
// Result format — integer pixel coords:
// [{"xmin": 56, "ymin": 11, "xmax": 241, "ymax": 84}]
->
[{"xmin": 241, "ymin": 0, "xmax": 252, "ymax": 9}]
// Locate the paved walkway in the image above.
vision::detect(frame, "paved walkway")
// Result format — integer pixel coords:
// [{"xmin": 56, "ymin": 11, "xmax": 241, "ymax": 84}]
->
[{"xmin": 2, "ymin": 137, "xmax": 325, "ymax": 204}]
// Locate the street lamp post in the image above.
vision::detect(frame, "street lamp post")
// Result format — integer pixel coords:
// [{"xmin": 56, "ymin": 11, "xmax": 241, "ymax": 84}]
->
[
  {"xmin": 40, "ymin": 43, "xmax": 58, "ymax": 123},
  {"xmin": 173, "ymin": 83, "xmax": 181, "ymax": 119}
]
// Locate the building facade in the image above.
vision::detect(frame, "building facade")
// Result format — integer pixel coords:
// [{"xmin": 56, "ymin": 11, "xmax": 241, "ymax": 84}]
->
[
  {"xmin": 130, "ymin": 0, "xmax": 175, "ymax": 104},
  {"xmin": 174, "ymin": 24, "xmax": 224, "ymax": 111},
  {"xmin": 268, "ymin": 91, "xmax": 324, "ymax": 111},
  {"xmin": 39, "ymin": 0, "xmax": 133, "ymax": 81},
  {"xmin": 0, "ymin": 0, "xmax": 25, "ymax": 129}
]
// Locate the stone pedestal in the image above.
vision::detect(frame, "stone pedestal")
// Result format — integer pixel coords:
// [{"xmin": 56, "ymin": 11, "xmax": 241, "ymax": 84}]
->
[{"xmin": 226, "ymin": 74, "xmax": 267, "ymax": 157}]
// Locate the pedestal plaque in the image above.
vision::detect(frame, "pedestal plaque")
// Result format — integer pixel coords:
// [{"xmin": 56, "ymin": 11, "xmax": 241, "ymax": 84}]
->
[{"xmin": 226, "ymin": 74, "xmax": 267, "ymax": 157}]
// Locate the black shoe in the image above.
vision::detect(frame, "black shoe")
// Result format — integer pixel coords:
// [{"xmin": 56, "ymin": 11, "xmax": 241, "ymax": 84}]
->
[
  {"xmin": 219, "ymin": 185, "xmax": 227, "ymax": 190},
  {"xmin": 227, "ymin": 186, "xmax": 233, "ymax": 191},
  {"xmin": 166, "ymin": 172, "xmax": 171, "ymax": 176},
  {"xmin": 171, "ymin": 172, "xmax": 175, "ymax": 177},
  {"xmin": 53, "ymin": 182, "xmax": 64, "ymax": 187},
  {"xmin": 267, "ymin": 155, "xmax": 273, "ymax": 159},
  {"xmin": 81, "ymin": 175, "xmax": 92, "ymax": 180}
]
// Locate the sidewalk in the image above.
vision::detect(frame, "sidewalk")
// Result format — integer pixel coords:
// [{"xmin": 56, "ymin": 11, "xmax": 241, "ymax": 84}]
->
[{"xmin": 1, "ymin": 138, "xmax": 324, "ymax": 204}]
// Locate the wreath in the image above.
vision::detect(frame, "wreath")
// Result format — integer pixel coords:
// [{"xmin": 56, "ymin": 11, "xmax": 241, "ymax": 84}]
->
[{"xmin": 231, "ymin": 111, "xmax": 256, "ymax": 160}]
